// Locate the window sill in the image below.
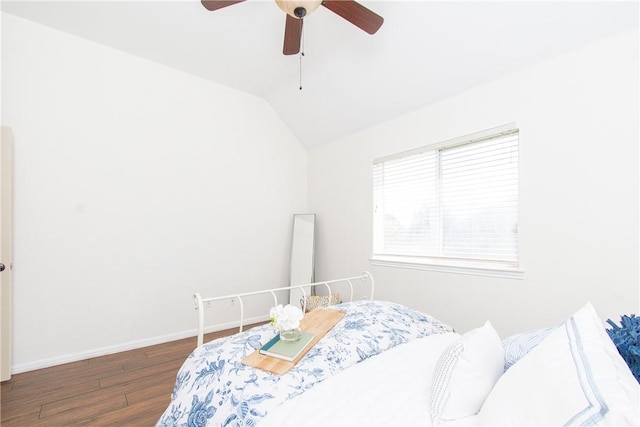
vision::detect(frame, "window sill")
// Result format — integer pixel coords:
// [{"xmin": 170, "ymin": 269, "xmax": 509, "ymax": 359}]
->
[{"xmin": 369, "ymin": 256, "xmax": 524, "ymax": 279}]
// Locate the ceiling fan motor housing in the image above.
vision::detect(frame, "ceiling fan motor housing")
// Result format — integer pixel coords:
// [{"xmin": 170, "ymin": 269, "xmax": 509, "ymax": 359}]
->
[{"xmin": 275, "ymin": 0, "xmax": 322, "ymax": 19}]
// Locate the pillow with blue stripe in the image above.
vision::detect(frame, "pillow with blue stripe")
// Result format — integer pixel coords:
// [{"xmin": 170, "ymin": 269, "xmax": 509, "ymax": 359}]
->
[
  {"xmin": 502, "ymin": 326, "xmax": 556, "ymax": 371},
  {"xmin": 477, "ymin": 302, "xmax": 640, "ymax": 426},
  {"xmin": 430, "ymin": 321, "xmax": 504, "ymax": 423}
]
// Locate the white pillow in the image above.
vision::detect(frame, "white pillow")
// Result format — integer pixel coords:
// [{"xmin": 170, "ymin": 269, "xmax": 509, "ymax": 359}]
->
[
  {"xmin": 430, "ymin": 321, "xmax": 504, "ymax": 422},
  {"xmin": 477, "ymin": 302, "xmax": 640, "ymax": 426}
]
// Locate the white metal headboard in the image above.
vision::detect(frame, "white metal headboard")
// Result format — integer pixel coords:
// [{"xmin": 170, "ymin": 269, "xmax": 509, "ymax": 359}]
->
[{"xmin": 193, "ymin": 271, "xmax": 375, "ymax": 347}]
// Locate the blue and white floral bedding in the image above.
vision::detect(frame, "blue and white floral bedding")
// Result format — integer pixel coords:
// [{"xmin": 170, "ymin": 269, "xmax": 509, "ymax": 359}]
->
[{"xmin": 156, "ymin": 300, "xmax": 453, "ymax": 427}]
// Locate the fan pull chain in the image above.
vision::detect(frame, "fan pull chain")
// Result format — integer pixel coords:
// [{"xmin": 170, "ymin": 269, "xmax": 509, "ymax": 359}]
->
[{"xmin": 299, "ymin": 20, "xmax": 305, "ymax": 90}]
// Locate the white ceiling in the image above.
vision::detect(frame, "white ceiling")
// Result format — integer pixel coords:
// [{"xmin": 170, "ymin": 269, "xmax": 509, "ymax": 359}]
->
[{"xmin": 2, "ymin": 0, "xmax": 638, "ymax": 147}]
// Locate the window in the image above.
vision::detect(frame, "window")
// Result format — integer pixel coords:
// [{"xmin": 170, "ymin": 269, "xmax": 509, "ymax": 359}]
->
[{"xmin": 372, "ymin": 125, "xmax": 520, "ymax": 277}]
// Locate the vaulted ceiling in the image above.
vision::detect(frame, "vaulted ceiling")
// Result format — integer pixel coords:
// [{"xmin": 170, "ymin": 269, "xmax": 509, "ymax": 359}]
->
[{"xmin": 2, "ymin": 1, "xmax": 638, "ymax": 147}]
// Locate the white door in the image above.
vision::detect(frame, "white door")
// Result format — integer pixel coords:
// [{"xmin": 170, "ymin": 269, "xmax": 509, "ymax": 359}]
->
[{"xmin": 1, "ymin": 126, "xmax": 13, "ymax": 381}]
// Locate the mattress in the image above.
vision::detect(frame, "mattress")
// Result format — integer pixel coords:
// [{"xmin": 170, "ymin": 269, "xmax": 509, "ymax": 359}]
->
[{"xmin": 156, "ymin": 300, "xmax": 454, "ymax": 426}]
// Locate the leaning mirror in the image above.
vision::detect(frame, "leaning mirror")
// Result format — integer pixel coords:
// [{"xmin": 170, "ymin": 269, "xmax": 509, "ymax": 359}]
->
[{"xmin": 288, "ymin": 214, "xmax": 316, "ymax": 305}]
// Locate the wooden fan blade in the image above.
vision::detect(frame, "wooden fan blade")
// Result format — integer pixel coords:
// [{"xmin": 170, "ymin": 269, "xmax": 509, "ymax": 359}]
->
[
  {"xmin": 201, "ymin": 0, "xmax": 246, "ymax": 12},
  {"xmin": 283, "ymin": 15, "xmax": 303, "ymax": 55},
  {"xmin": 322, "ymin": 0, "xmax": 383, "ymax": 34}
]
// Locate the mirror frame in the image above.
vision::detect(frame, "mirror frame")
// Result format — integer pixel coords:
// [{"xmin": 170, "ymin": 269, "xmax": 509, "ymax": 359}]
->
[{"xmin": 289, "ymin": 214, "xmax": 316, "ymax": 304}]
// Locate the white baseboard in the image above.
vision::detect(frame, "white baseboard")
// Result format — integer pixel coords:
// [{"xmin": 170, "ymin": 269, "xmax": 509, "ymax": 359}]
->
[{"xmin": 12, "ymin": 315, "xmax": 270, "ymax": 375}]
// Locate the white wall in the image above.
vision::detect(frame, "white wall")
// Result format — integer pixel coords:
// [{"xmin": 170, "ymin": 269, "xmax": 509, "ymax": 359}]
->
[
  {"xmin": 309, "ymin": 29, "xmax": 639, "ymax": 337},
  {"xmin": 2, "ymin": 14, "xmax": 308, "ymax": 372}
]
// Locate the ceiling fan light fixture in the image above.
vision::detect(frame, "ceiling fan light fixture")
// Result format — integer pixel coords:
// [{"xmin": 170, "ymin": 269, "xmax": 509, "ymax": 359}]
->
[{"xmin": 275, "ymin": 0, "xmax": 322, "ymax": 19}]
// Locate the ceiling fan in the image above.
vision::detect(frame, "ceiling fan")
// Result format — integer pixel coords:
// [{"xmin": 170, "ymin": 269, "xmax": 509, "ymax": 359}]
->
[{"xmin": 201, "ymin": 0, "xmax": 384, "ymax": 55}]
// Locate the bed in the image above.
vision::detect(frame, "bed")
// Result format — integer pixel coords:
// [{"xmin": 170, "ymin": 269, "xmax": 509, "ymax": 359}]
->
[{"xmin": 157, "ymin": 272, "xmax": 639, "ymax": 426}]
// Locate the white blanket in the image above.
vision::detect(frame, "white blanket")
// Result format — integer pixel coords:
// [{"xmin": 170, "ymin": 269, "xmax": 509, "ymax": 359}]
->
[{"xmin": 261, "ymin": 332, "xmax": 460, "ymax": 426}]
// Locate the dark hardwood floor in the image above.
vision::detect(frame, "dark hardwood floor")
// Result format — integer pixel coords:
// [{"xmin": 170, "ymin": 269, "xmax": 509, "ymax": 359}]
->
[{"xmin": 0, "ymin": 326, "xmax": 257, "ymax": 426}]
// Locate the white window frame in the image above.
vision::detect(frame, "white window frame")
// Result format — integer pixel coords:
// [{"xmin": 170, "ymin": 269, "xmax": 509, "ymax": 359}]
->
[{"xmin": 370, "ymin": 124, "xmax": 523, "ymax": 279}]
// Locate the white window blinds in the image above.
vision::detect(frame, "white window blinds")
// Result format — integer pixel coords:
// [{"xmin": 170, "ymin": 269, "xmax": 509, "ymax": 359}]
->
[{"xmin": 373, "ymin": 127, "xmax": 519, "ymax": 270}]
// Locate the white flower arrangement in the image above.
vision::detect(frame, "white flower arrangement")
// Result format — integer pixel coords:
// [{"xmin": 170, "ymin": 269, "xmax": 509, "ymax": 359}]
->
[{"xmin": 269, "ymin": 304, "xmax": 304, "ymax": 331}]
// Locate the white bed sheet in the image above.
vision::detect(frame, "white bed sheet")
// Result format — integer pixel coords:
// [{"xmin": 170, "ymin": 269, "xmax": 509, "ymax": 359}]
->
[{"xmin": 261, "ymin": 332, "xmax": 461, "ymax": 426}]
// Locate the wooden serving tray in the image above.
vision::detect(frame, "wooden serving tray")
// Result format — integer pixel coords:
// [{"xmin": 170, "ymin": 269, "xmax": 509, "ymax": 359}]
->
[{"xmin": 242, "ymin": 307, "xmax": 345, "ymax": 375}]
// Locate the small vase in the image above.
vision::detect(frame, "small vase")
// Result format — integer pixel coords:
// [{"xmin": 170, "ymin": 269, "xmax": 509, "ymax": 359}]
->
[{"xmin": 279, "ymin": 327, "xmax": 302, "ymax": 342}]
